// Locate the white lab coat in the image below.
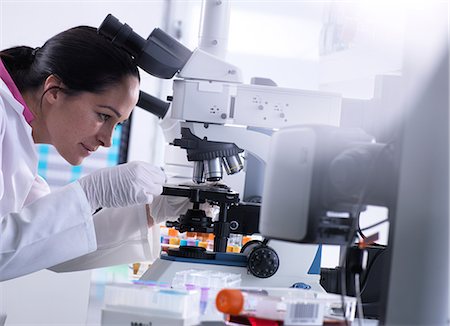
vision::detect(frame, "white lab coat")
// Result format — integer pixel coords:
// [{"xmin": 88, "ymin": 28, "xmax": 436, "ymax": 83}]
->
[{"xmin": 0, "ymin": 77, "xmax": 161, "ymax": 280}]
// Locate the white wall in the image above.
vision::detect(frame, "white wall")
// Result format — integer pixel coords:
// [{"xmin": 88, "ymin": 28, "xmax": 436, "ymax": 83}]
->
[
  {"xmin": 0, "ymin": 1, "xmax": 166, "ymax": 324},
  {"xmin": 169, "ymin": 0, "xmax": 324, "ymax": 89}
]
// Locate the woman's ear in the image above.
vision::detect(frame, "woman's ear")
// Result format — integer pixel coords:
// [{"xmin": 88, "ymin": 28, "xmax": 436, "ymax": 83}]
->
[{"xmin": 42, "ymin": 75, "xmax": 64, "ymax": 104}]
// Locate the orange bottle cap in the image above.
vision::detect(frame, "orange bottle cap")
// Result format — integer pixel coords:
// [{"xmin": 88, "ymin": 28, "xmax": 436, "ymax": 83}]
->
[
  {"xmin": 186, "ymin": 232, "xmax": 197, "ymax": 238},
  {"xmin": 168, "ymin": 228, "xmax": 179, "ymax": 237},
  {"xmin": 216, "ymin": 289, "xmax": 244, "ymax": 315}
]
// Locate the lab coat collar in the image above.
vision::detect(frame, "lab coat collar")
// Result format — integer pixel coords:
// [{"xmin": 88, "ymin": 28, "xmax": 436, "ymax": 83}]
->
[
  {"xmin": 0, "ymin": 59, "xmax": 34, "ymax": 125},
  {"xmin": 0, "ymin": 78, "xmax": 36, "ymax": 143}
]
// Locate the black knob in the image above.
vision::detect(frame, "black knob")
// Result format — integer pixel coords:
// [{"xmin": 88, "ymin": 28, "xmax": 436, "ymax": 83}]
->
[{"xmin": 247, "ymin": 245, "xmax": 279, "ymax": 278}]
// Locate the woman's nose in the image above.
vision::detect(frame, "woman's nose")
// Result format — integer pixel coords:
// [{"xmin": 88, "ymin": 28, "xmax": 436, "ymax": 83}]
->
[{"xmin": 97, "ymin": 126, "xmax": 113, "ymax": 148}]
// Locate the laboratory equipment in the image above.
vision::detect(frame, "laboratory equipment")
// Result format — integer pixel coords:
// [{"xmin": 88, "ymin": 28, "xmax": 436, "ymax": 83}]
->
[
  {"xmin": 171, "ymin": 269, "xmax": 242, "ymax": 289},
  {"xmin": 257, "ymin": 3, "xmax": 449, "ymax": 325},
  {"xmin": 136, "ymin": 90, "xmax": 170, "ymax": 119},
  {"xmin": 172, "ymin": 269, "xmax": 242, "ymax": 321},
  {"xmin": 321, "ymin": 244, "xmax": 387, "ymax": 319},
  {"xmin": 99, "ymin": 1, "xmax": 449, "ymax": 324},
  {"xmin": 215, "ymin": 287, "xmax": 356, "ymax": 325},
  {"xmin": 101, "ymin": 282, "xmax": 201, "ymax": 326},
  {"xmin": 259, "ymin": 125, "xmax": 394, "ymax": 244},
  {"xmin": 98, "ymin": 0, "xmax": 339, "ymax": 289}
]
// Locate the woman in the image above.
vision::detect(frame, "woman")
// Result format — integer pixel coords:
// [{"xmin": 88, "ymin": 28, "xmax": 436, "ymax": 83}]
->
[{"xmin": 0, "ymin": 25, "xmax": 182, "ymax": 281}]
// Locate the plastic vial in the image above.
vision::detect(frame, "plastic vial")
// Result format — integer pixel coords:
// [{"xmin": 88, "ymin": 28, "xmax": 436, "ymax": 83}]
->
[
  {"xmin": 216, "ymin": 289, "xmax": 285, "ymax": 322},
  {"xmin": 216, "ymin": 289, "xmax": 326, "ymax": 325}
]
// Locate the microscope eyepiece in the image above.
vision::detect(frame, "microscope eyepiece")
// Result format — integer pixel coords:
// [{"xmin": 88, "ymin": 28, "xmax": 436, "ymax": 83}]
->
[
  {"xmin": 98, "ymin": 14, "xmax": 193, "ymax": 79},
  {"xmin": 98, "ymin": 14, "xmax": 144, "ymax": 58},
  {"xmin": 137, "ymin": 91, "xmax": 170, "ymax": 119}
]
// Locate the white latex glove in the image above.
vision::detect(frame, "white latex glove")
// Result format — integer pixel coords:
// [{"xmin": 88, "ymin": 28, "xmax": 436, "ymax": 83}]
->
[
  {"xmin": 149, "ymin": 194, "xmax": 218, "ymax": 225},
  {"xmin": 149, "ymin": 195, "xmax": 192, "ymax": 225},
  {"xmin": 78, "ymin": 161, "xmax": 165, "ymax": 212}
]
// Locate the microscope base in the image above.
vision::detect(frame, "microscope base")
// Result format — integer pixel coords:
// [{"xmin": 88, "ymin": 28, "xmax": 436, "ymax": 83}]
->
[{"xmin": 140, "ymin": 242, "xmax": 323, "ymax": 291}]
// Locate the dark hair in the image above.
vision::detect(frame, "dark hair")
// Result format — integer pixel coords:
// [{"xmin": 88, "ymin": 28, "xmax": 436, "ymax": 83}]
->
[{"xmin": 0, "ymin": 26, "xmax": 139, "ymax": 95}]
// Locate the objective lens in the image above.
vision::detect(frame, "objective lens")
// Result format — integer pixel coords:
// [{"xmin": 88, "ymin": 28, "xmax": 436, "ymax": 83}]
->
[
  {"xmin": 222, "ymin": 155, "xmax": 243, "ymax": 175},
  {"xmin": 193, "ymin": 161, "xmax": 205, "ymax": 184},
  {"xmin": 204, "ymin": 158, "xmax": 223, "ymax": 181}
]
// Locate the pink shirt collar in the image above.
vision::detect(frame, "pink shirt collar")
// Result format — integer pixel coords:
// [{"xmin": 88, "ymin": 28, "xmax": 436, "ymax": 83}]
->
[{"xmin": 0, "ymin": 59, "xmax": 35, "ymax": 125}]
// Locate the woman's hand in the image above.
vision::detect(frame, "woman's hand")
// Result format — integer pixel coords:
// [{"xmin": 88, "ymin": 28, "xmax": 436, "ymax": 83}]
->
[
  {"xmin": 78, "ymin": 161, "xmax": 165, "ymax": 212},
  {"xmin": 147, "ymin": 195, "xmax": 219, "ymax": 227}
]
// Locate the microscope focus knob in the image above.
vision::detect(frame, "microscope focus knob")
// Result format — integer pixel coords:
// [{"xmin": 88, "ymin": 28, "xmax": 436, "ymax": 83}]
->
[{"xmin": 242, "ymin": 240, "xmax": 279, "ymax": 278}]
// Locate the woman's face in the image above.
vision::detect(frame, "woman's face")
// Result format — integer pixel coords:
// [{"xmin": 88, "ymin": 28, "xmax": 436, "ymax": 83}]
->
[{"xmin": 44, "ymin": 76, "xmax": 139, "ymax": 165}]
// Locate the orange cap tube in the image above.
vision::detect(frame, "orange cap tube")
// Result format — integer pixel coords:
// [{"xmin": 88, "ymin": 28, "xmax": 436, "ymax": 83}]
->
[{"xmin": 216, "ymin": 289, "xmax": 244, "ymax": 315}]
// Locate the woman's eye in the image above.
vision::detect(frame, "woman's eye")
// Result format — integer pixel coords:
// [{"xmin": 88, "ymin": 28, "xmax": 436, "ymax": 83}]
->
[{"xmin": 98, "ymin": 113, "xmax": 111, "ymax": 122}]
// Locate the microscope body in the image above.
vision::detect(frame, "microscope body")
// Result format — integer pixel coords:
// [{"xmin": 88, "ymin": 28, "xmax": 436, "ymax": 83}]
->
[
  {"xmin": 98, "ymin": 12, "xmax": 343, "ymax": 287},
  {"xmin": 164, "ymin": 63, "xmax": 342, "ymax": 195},
  {"xmin": 155, "ymin": 58, "xmax": 343, "ymax": 287}
]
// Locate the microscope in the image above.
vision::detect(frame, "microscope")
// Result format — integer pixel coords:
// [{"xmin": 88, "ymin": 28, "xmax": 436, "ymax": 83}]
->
[
  {"xmin": 98, "ymin": 6, "xmax": 342, "ymax": 288},
  {"xmin": 98, "ymin": 1, "xmax": 450, "ymax": 323}
]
